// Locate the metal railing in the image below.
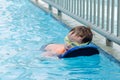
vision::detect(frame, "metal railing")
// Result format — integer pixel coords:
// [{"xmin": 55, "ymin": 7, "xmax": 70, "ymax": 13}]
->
[{"xmin": 42, "ymin": 0, "xmax": 120, "ymax": 46}]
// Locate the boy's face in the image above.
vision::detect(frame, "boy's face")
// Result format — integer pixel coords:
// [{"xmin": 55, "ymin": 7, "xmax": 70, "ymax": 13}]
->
[{"xmin": 64, "ymin": 32, "xmax": 83, "ymax": 50}]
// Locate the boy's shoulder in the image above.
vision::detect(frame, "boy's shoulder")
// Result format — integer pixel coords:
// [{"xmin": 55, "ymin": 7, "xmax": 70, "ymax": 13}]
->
[
  {"xmin": 44, "ymin": 44, "xmax": 65, "ymax": 54},
  {"xmin": 46, "ymin": 44, "xmax": 64, "ymax": 48}
]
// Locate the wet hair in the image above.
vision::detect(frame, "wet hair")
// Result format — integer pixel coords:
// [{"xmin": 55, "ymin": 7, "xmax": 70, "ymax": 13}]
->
[{"xmin": 70, "ymin": 26, "xmax": 93, "ymax": 43}]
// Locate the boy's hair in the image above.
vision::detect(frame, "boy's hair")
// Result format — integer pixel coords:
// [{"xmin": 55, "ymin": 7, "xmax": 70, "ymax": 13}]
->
[{"xmin": 70, "ymin": 26, "xmax": 93, "ymax": 43}]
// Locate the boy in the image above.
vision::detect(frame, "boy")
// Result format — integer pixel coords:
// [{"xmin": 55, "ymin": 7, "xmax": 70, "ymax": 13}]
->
[{"xmin": 43, "ymin": 26, "xmax": 93, "ymax": 56}]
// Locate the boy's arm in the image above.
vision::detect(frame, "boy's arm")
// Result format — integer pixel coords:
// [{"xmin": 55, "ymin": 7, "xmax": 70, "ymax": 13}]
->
[{"xmin": 44, "ymin": 44, "xmax": 65, "ymax": 54}]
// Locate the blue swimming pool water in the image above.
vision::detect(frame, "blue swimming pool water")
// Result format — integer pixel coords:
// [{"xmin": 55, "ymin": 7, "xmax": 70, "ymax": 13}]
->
[{"xmin": 0, "ymin": 0, "xmax": 120, "ymax": 80}]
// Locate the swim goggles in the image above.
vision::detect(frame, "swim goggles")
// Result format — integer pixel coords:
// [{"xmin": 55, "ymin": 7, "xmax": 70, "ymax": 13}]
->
[{"xmin": 64, "ymin": 36, "xmax": 88, "ymax": 48}]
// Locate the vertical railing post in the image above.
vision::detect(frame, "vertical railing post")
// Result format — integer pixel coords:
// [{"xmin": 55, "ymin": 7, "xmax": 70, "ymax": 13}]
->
[
  {"xmin": 36, "ymin": 0, "xmax": 38, "ymax": 2},
  {"xmin": 117, "ymin": 0, "xmax": 120, "ymax": 37},
  {"xmin": 77, "ymin": 0, "xmax": 80, "ymax": 16},
  {"xmin": 83, "ymin": 0, "xmax": 85, "ymax": 19},
  {"xmin": 48, "ymin": 5, "xmax": 52, "ymax": 13},
  {"xmin": 80, "ymin": 0, "xmax": 82, "ymax": 17},
  {"xmin": 97, "ymin": 0, "xmax": 100, "ymax": 27},
  {"xmin": 86, "ymin": 0, "xmax": 89, "ymax": 20},
  {"xmin": 68, "ymin": 0, "xmax": 71, "ymax": 12},
  {"xmin": 57, "ymin": 9, "xmax": 62, "ymax": 17},
  {"xmin": 102, "ymin": 0, "xmax": 105, "ymax": 29},
  {"xmin": 111, "ymin": 0, "xmax": 115, "ymax": 34},
  {"xmin": 90, "ymin": 0, "xmax": 93, "ymax": 22},
  {"xmin": 106, "ymin": 0, "xmax": 110, "ymax": 31},
  {"xmin": 93, "ymin": 0, "xmax": 97, "ymax": 24},
  {"xmin": 106, "ymin": 39, "xmax": 113, "ymax": 47},
  {"xmin": 57, "ymin": 0, "xmax": 62, "ymax": 17},
  {"xmin": 106, "ymin": 0, "xmax": 115, "ymax": 47}
]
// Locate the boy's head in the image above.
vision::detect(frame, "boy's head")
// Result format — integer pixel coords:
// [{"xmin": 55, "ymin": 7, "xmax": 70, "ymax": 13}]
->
[{"xmin": 64, "ymin": 26, "xmax": 93, "ymax": 50}]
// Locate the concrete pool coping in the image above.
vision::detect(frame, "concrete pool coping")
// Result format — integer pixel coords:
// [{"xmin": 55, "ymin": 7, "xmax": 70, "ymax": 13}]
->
[{"xmin": 31, "ymin": 0, "xmax": 120, "ymax": 62}]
